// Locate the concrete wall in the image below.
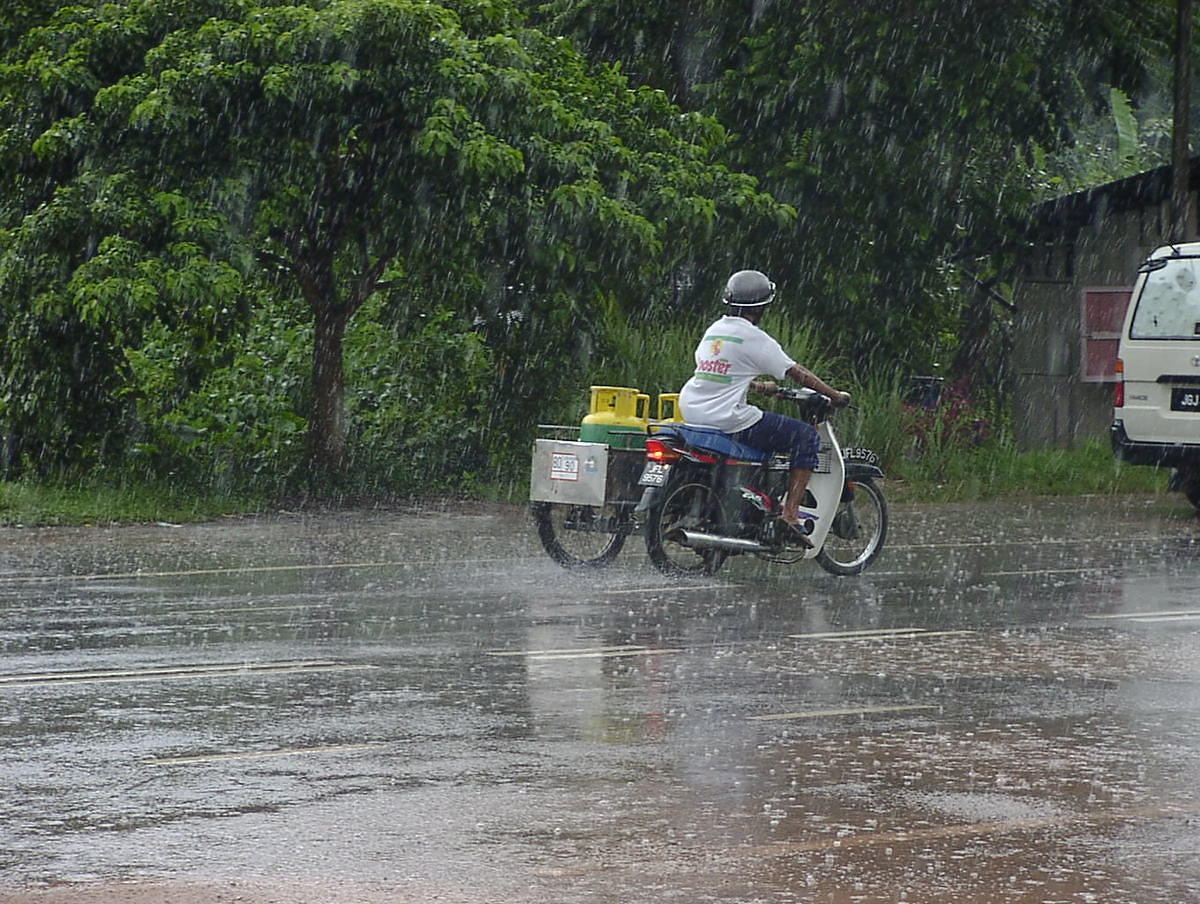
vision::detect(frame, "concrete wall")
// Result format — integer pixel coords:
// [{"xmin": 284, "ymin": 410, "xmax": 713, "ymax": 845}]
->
[{"xmin": 1011, "ymin": 198, "xmax": 1183, "ymax": 449}]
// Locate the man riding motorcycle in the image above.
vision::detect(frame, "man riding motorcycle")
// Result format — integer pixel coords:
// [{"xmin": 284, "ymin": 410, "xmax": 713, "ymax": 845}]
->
[{"xmin": 677, "ymin": 269, "xmax": 851, "ymax": 543}]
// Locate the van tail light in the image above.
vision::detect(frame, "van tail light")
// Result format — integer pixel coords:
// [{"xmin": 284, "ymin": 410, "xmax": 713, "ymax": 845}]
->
[
  {"xmin": 645, "ymin": 438, "xmax": 682, "ymax": 464},
  {"xmin": 1114, "ymin": 357, "xmax": 1124, "ymax": 408}
]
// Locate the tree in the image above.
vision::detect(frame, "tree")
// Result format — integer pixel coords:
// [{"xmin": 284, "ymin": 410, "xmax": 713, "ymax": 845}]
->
[
  {"xmin": 533, "ymin": 0, "xmax": 1172, "ymax": 372},
  {"xmin": 1172, "ymin": 0, "xmax": 1194, "ymax": 240},
  {"xmin": 0, "ymin": 0, "xmax": 789, "ymax": 480}
]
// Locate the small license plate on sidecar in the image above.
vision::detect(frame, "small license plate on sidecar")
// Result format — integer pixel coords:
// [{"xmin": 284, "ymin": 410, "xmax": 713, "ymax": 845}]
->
[{"xmin": 638, "ymin": 461, "xmax": 671, "ymax": 486}]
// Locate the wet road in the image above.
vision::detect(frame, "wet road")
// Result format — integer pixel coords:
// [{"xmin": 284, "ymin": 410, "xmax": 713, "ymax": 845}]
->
[{"xmin": 1, "ymin": 496, "xmax": 1199, "ymax": 904}]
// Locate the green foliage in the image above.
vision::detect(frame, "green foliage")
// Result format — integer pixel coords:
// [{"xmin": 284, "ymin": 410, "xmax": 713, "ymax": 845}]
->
[
  {"xmin": 535, "ymin": 0, "xmax": 1173, "ymax": 372},
  {"xmin": 0, "ymin": 0, "xmax": 786, "ymax": 489},
  {"xmin": 1037, "ymin": 77, "xmax": 1181, "ymax": 196},
  {"xmin": 0, "ymin": 0, "xmax": 1186, "ymax": 503},
  {"xmin": 890, "ymin": 439, "xmax": 1169, "ymax": 504},
  {"xmin": 123, "ymin": 297, "xmax": 311, "ymax": 493},
  {"xmin": 119, "ymin": 295, "xmax": 497, "ymax": 496},
  {"xmin": 343, "ymin": 304, "xmax": 494, "ymax": 493},
  {"xmin": 838, "ymin": 371, "xmax": 1166, "ymax": 503}
]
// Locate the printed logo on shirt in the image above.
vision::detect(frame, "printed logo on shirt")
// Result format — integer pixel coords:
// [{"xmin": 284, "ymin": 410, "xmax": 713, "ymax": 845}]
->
[
  {"xmin": 697, "ymin": 358, "xmax": 732, "ymax": 376},
  {"xmin": 696, "ymin": 333, "xmax": 741, "ymax": 384},
  {"xmin": 704, "ymin": 333, "xmax": 744, "ymax": 355}
]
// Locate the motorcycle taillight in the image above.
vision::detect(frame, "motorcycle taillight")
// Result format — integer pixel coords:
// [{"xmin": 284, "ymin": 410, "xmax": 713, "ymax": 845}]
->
[{"xmin": 645, "ymin": 438, "xmax": 682, "ymax": 463}]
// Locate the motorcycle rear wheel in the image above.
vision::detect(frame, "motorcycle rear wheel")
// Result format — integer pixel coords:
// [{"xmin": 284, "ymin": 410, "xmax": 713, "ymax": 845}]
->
[
  {"xmin": 815, "ymin": 478, "xmax": 888, "ymax": 576},
  {"xmin": 645, "ymin": 478, "xmax": 729, "ymax": 577},
  {"xmin": 531, "ymin": 502, "xmax": 628, "ymax": 568}
]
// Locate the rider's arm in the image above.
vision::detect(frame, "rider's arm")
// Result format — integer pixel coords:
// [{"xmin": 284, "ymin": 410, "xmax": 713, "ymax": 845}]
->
[{"xmin": 785, "ymin": 364, "xmax": 851, "ymax": 406}]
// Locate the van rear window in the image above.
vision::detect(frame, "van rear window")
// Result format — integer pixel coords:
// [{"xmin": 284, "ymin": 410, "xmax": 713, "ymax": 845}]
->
[{"xmin": 1131, "ymin": 257, "xmax": 1200, "ymax": 339}]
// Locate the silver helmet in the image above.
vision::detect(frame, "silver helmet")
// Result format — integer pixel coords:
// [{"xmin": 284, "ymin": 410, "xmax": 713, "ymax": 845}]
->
[{"xmin": 722, "ymin": 269, "xmax": 776, "ymax": 306}]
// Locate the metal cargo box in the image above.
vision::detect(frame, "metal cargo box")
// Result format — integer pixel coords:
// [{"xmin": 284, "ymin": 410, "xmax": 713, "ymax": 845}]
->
[{"xmin": 530, "ymin": 440, "xmax": 609, "ymax": 505}]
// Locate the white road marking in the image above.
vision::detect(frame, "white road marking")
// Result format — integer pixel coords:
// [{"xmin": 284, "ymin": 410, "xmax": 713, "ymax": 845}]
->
[
  {"xmin": 146, "ymin": 743, "xmax": 384, "ymax": 765},
  {"xmin": 749, "ymin": 704, "xmax": 939, "ymax": 722},
  {"xmin": 789, "ymin": 628, "xmax": 927, "ymax": 640},
  {"xmin": 599, "ymin": 584, "xmax": 730, "ymax": 595},
  {"xmin": 984, "ymin": 567, "xmax": 1105, "ymax": 576},
  {"xmin": 488, "ymin": 645, "xmax": 648, "ymax": 657},
  {"xmin": 186, "ymin": 605, "xmax": 321, "ymax": 615},
  {"xmin": 895, "ymin": 535, "xmax": 1185, "ymax": 551},
  {"xmin": 1086, "ymin": 608, "xmax": 1200, "ymax": 620},
  {"xmin": 0, "ymin": 557, "xmax": 537, "ymax": 584},
  {"xmin": 789, "ymin": 628, "xmax": 976, "ymax": 642},
  {"xmin": 488, "ymin": 645, "xmax": 683, "ymax": 661},
  {"xmin": 0, "ymin": 660, "xmax": 375, "ymax": 688}
]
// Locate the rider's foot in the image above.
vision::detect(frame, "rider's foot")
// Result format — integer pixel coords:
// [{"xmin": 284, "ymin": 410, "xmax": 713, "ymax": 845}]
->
[{"xmin": 778, "ymin": 515, "xmax": 813, "ymax": 548}]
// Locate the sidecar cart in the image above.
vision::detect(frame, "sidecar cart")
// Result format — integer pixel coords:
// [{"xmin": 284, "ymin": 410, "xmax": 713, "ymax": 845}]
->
[
  {"xmin": 529, "ymin": 428, "xmax": 646, "ymax": 568},
  {"xmin": 529, "ymin": 387, "xmax": 680, "ymax": 569}
]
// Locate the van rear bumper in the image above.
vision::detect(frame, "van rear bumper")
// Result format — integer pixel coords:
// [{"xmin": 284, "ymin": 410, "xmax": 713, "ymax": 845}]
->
[{"xmin": 1111, "ymin": 419, "xmax": 1200, "ymax": 469}]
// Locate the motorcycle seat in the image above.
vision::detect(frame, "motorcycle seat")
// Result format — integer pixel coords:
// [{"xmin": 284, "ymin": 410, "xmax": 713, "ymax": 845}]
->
[{"xmin": 655, "ymin": 424, "xmax": 772, "ymax": 464}]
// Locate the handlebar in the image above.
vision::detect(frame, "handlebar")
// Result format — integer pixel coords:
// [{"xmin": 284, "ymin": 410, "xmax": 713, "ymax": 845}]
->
[
  {"xmin": 770, "ymin": 386, "xmax": 850, "ymax": 422},
  {"xmin": 772, "ymin": 386, "xmax": 823, "ymax": 403}
]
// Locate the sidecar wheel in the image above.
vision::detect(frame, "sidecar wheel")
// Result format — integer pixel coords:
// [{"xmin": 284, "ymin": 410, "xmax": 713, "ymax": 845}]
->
[{"xmin": 532, "ymin": 502, "xmax": 628, "ymax": 568}]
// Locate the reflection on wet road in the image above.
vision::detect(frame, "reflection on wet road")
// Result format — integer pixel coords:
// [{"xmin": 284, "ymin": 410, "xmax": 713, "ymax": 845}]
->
[{"xmin": 1, "ymin": 496, "xmax": 1199, "ymax": 903}]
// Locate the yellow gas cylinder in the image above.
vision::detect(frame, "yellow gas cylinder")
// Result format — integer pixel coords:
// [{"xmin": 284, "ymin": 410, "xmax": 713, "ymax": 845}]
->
[
  {"xmin": 649, "ymin": 392, "xmax": 684, "ymax": 435},
  {"xmin": 580, "ymin": 385, "xmax": 650, "ymax": 449},
  {"xmin": 656, "ymin": 393, "xmax": 683, "ymax": 423}
]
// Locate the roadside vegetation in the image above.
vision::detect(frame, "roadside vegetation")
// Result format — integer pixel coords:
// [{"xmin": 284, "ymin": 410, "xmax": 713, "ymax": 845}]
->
[
  {"xmin": 0, "ymin": 1, "xmax": 1186, "ymax": 520},
  {"xmin": 1, "ymin": 311, "xmax": 1169, "ymax": 526},
  {"xmin": 0, "ymin": 438, "xmax": 1170, "ymax": 527}
]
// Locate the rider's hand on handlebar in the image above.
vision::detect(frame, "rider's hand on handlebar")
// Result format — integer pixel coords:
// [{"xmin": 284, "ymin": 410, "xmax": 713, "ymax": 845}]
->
[
  {"xmin": 832, "ymin": 390, "xmax": 852, "ymax": 408},
  {"xmin": 752, "ymin": 380, "xmax": 779, "ymax": 396}
]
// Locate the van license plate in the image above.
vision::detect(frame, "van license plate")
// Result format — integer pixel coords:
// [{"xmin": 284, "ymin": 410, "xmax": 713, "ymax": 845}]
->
[
  {"xmin": 638, "ymin": 462, "xmax": 671, "ymax": 486},
  {"xmin": 1170, "ymin": 388, "xmax": 1200, "ymax": 412}
]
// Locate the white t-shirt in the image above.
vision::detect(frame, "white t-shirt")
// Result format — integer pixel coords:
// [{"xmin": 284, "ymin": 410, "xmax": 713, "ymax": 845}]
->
[{"xmin": 678, "ymin": 314, "xmax": 796, "ymax": 432}]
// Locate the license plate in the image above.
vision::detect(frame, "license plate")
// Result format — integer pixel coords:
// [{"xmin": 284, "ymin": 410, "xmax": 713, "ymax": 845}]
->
[
  {"xmin": 1170, "ymin": 387, "xmax": 1200, "ymax": 412},
  {"xmin": 638, "ymin": 461, "xmax": 671, "ymax": 487},
  {"xmin": 843, "ymin": 446, "xmax": 880, "ymax": 466}
]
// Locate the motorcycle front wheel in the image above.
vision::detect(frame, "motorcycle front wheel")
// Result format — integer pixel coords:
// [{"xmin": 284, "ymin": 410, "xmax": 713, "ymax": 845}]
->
[
  {"xmin": 531, "ymin": 502, "xmax": 629, "ymax": 568},
  {"xmin": 644, "ymin": 478, "xmax": 729, "ymax": 576},
  {"xmin": 815, "ymin": 478, "xmax": 888, "ymax": 576}
]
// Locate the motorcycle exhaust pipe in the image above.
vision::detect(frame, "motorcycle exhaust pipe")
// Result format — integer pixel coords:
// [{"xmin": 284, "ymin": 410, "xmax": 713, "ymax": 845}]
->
[{"xmin": 666, "ymin": 528, "xmax": 771, "ymax": 554}]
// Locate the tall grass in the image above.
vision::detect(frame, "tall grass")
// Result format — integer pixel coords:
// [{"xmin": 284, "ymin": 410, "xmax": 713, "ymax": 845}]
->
[
  {"xmin": 0, "ymin": 479, "xmax": 265, "ymax": 526},
  {"xmin": 575, "ymin": 309, "xmax": 838, "ymax": 421},
  {"xmin": 832, "ymin": 372, "xmax": 1168, "ymax": 502},
  {"xmin": 558, "ymin": 313, "xmax": 1170, "ymax": 504}
]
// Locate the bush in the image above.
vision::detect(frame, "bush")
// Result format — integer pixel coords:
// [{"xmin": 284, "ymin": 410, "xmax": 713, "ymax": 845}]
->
[
  {"xmin": 123, "ymin": 299, "xmax": 496, "ymax": 496},
  {"xmin": 125, "ymin": 305, "xmax": 310, "ymax": 493},
  {"xmin": 344, "ymin": 305, "xmax": 493, "ymax": 494},
  {"xmin": 836, "ymin": 370, "xmax": 1165, "ymax": 501}
]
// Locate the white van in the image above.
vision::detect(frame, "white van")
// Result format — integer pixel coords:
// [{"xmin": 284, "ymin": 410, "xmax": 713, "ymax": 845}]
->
[{"xmin": 1112, "ymin": 242, "xmax": 1200, "ymax": 509}]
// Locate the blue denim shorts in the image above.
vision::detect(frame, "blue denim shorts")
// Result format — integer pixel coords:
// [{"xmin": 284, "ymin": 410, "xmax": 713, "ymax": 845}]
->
[{"xmin": 731, "ymin": 410, "xmax": 820, "ymax": 470}]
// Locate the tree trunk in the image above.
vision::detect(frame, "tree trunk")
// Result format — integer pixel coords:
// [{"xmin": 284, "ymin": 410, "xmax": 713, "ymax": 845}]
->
[
  {"xmin": 309, "ymin": 303, "xmax": 350, "ymax": 482},
  {"xmin": 1172, "ymin": 0, "xmax": 1193, "ymax": 241}
]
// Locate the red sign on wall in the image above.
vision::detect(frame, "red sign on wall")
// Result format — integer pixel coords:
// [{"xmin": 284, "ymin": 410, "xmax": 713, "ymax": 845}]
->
[{"xmin": 1081, "ymin": 289, "xmax": 1132, "ymax": 382}]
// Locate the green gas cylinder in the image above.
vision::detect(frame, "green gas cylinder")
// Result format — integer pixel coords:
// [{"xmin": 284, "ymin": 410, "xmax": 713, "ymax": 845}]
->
[{"xmin": 580, "ymin": 385, "xmax": 649, "ymax": 449}]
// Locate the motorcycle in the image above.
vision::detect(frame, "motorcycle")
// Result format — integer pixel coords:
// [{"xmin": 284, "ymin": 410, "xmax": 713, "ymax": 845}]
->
[{"xmin": 636, "ymin": 387, "xmax": 887, "ymax": 576}]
